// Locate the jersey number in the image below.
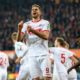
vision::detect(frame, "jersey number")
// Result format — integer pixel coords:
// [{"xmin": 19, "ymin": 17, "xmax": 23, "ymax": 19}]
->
[
  {"xmin": 0, "ymin": 57, "xmax": 6, "ymax": 66},
  {"xmin": 61, "ymin": 54, "xmax": 65, "ymax": 64},
  {"xmin": 46, "ymin": 67, "xmax": 49, "ymax": 73}
]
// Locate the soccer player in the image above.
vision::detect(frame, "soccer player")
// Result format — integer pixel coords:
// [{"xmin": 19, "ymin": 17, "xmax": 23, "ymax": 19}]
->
[
  {"xmin": 17, "ymin": 4, "xmax": 52, "ymax": 80},
  {"xmin": 49, "ymin": 37, "xmax": 79, "ymax": 80},
  {"xmin": 0, "ymin": 51, "xmax": 9, "ymax": 80},
  {"xmin": 51, "ymin": 53, "xmax": 68, "ymax": 80},
  {"xmin": 11, "ymin": 32, "xmax": 30, "ymax": 80}
]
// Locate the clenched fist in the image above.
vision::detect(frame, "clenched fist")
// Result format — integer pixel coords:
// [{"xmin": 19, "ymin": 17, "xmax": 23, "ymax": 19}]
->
[
  {"xmin": 27, "ymin": 25, "xmax": 33, "ymax": 33},
  {"xmin": 18, "ymin": 21, "xmax": 24, "ymax": 31}
]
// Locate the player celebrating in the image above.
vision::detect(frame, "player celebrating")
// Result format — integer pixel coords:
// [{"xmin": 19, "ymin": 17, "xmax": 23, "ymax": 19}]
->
[
  {"xmin": 17, "ymin": 4, "xmax": 52, "ymax": 80},
  {"xmin": 49, "ymin": 37, "xmax": 79, "ymax": 80},
  {"xmin": 11, "ymin": 32, "xmax": 31, "ymax": 80},
  {"xmin": 0, "ymin": 51, "xmax": 9, "ymax": 80}
]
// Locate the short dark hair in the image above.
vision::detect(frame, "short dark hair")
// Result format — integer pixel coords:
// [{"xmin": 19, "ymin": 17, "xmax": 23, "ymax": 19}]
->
[{"xmin": 32, "ymin": 4, "xmax": 42, "ymax": 11}]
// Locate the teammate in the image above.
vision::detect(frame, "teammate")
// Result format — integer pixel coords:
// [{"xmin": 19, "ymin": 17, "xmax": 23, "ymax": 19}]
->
[
  {"xmin": 0, "ymin": 51, "xmax": 9, "ymax": 80},
  {"xmin": 17, "ymin": 4, "xmax": 52, "ymax": 80},
  {"xmin": 51, "ymin": 53, "xmax": 68, "ymax": 80},
  {"xmin": 11, "ymin": 32, "xmax": 30, "ymax": 80},
  {"xmin": 49, "ymin": 37, "xmax": 79, "ymax": 80}
]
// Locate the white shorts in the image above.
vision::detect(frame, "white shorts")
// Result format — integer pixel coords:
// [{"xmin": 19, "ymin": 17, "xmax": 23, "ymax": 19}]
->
[
  {"xmin": 28, "ymin": 55, "xmax": 52, "ymax": 79},
  {"xmin": 0, "ymin": 68, "xmax": 7, "ymax": 80},
  {"xmin": 68, "ymin": 69, "xmax": 77, "ymax": 80}
]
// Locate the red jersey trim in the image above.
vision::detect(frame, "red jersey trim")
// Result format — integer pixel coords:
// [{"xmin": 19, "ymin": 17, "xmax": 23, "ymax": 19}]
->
[{"xmin": 32, "ymin": 19, "xmax": 42, "ymax": 23}]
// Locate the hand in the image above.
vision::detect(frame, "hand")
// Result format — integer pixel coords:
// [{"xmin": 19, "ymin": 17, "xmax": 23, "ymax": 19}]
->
[
  {"xmin": 18, "ymin": 20, "xmax": 24, "ymax": 31},
  {"xmin": 15, "ymin": 58, "xmax": 21, "ymax": 64},
  {"xmin": 27, "ymin": 26, "xmax": 32, "ymax": 33}
]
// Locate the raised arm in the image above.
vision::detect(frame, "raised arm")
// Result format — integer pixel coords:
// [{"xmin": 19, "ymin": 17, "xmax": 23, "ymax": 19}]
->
[{"xmin": 17, "ymin": 21, "xmax": 25, "ymax": 41}]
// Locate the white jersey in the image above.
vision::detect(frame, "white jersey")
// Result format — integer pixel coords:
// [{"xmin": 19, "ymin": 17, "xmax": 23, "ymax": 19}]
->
[
  {"xmin": 21, "ymin": 19, "xmax": 50, "ymax": 56},
  {"xmin": 49, "ymin": 47, "xmax": 74, "ymax": 70},
  {"xmin": 14, "ymin": 42, "xmax": 28, "ymax": 58},
  {"xmin": 0, "ymin": 52, "xmax": 9, "ymax": 69}
]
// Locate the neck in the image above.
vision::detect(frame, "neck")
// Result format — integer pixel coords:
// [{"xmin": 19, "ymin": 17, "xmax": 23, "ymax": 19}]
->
[{"xmin": 32, "ymin": 17, "xmax": 41, "ymax": 22}]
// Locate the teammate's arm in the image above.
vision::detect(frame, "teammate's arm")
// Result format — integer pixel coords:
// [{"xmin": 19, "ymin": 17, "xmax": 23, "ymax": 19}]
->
[
  {"xmin": 73, "ymin": 55, "xmax": 80, "ymax": 61},
  {"xmin": 68, "ymin": 61, "xmax": 80, "ymax": 73},
  {"xmin": 15, "ymin": 57, "xmax": 22, "ymax": 64},
  {"xmin": 70, "ymin": 55, "xmax": 79, "ymax": 64},
  {"xmin": 68, "ymin": 54, "xmax": 80, "ymax": 73},
  {"xmin": 17, "ymin": 21, "xmax": 25, "ymax": 41}
]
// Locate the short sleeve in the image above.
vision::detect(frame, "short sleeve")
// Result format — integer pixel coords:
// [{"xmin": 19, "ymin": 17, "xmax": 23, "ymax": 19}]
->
[
  {"xmin": 42, "ymin": 21, "xmax": 51, "ymax": 31},
  {"xmin": 67, "ymin": 50, "xmax": 74, "ymax": 58}
]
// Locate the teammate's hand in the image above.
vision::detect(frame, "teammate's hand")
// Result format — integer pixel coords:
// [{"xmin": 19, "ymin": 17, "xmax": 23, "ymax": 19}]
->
[
  {"xmin": 27, "ymin": 26, "xmax": 32, "ymax": 33},
  {"xmin": 15, "ymin": 58, "xmax": 21, "ymax": 64},
  {"xmin": 18, "ymin": 21, "xmax": 24, "ymax": 31}
]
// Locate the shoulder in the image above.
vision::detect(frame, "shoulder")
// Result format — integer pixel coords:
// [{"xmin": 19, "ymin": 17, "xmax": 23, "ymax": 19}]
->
[
  {"xmin": 50, "ymin": 47, "xmax": 66, "ymax": 52},
  {"xmin": 67, "ymin": 49, "xmax": 74, "ymax": 54},
  {"xmin": 15, "ymin": 42, "xmax": 24, "ymax": 46},
  {"xmin": 49, "ymin": 47, "xmax": 57, "ymax": 51},
  {"xmin": 41, "ymin": 19, "xmax": 50, "ymax": 24},
  {"xmin": 15, "ymin": 42, "xmax": 26, "ymax": 48},
  {"xmin": 61, "ymin": 48, "xmax": 74, "ymax": 55}
]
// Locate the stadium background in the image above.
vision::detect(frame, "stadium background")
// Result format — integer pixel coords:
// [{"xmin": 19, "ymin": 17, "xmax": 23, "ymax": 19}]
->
[{"xmin": 0, "ymin": 0, "xmax": 80, "ymax": 80}]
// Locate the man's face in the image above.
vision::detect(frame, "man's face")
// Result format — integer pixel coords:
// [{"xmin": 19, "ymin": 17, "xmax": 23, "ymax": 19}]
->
[{"xmin": 31, "ymin": 6, "xmax": 41, "ymax": 18}]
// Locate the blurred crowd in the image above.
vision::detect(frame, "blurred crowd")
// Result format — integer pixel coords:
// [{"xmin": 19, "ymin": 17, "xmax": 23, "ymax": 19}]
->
[{"xmin": 0, "ymin": 0, "xmax": 80, "ymax": 50}]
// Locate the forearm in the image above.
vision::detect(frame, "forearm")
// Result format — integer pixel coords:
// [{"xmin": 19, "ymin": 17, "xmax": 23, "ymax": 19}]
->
[
  {"xmin": 17, "ymin": 21, "xmax": 24, "ymax": 41},
  {"xmin": 31, "ymin": 29, "xmax": 49, "ymax": 40},
  {"xmin": 74, "ymin": 62, "xmax": 80, "ymax": 68},
  {"xmin": 17, "ymin": 30, "xmax": 21, "ymax": 41},
  {"xmin": 73, "ymin": 55, "xmax": 80, "ymax": 61},
  {"xmin": 68, "ymin": 62, "xmax": 80, "ymax": 73},
  {"xmin": 15, "ymin": 57, "xmax": 22, "ymax": 64},
  {"xmin": 17, "ymin": 30, "xmax": 25, "ymax": 42}
]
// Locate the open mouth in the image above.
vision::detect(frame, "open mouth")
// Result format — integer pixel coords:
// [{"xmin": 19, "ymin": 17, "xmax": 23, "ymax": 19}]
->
[{"xmin": 33, "ymin": 12, "xmax": 37, "ymax": 15}]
